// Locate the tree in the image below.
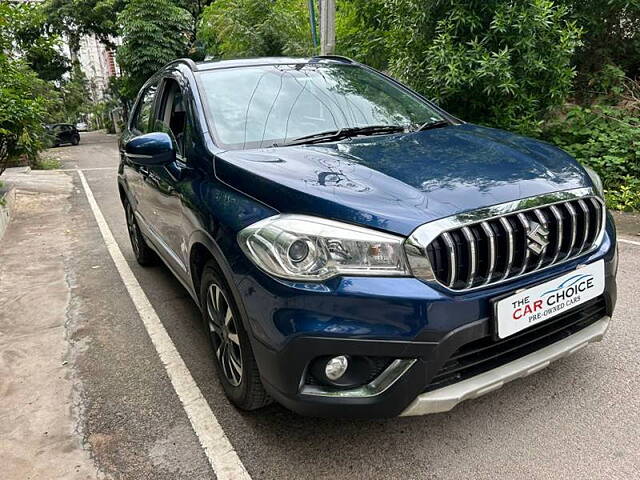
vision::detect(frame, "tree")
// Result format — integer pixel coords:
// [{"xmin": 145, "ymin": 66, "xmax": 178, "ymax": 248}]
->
[
  {"xmin": 199, "ymin": 0, "xmax": 314, "ymax": 59},
  {"xmin": 335, "ymin": 0, "xmax": 390, "ymax": 70},
  {"xmin": 59, "ymin": 63, "xmax": 91, "ymax": 123},
  {"xmin": 44, "ymin": 0, "xmax": 127, "ymax": 52},
  {"xmin": 117, "ymin": 0, "xmax": 193, "ymax": 99},
  {"xmin": 386, "ymin": 0, "xmax": 581, "ymax": 134},
  {"xmin": 174, "ymin": 0, "xmax": 215, "ymax": 60},
  {"xmin": 0, "ymin": 57, "xmax": 53, "ymax": 172},
  {"xmin": 559, "ymin": 0, "xmax": 640, "ymax": 92},
  {"xmin": 0, "ymin": 2, "xmax": 60, "ymax": 171},
  {"xmin": 6, "ymin": 1, "xmax": 69, "ymax": 81}
]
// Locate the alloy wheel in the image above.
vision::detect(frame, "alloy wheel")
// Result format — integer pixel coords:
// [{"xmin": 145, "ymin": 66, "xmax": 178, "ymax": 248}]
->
[{"xmin": 206, "ymin": 283, "xmax": 243, "ymax": 386}]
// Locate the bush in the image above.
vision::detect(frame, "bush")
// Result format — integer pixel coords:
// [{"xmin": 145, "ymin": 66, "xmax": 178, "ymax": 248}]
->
[
  {"xmin": 541, "ymin": 102, "xmax": 640, "ymax": 210},
  {"xmin": 0, "ymin": 57, "xmax": 52, "ymax": 165},
  {"xmin": 606, "ymin": 177, "xmax": 640, "ymax": 212},
  {"xmin": 335, "ymin": 0, "xmax": 390, "ymax": 70},
  {"xmin": 386, "ymin": 0, "xmax": 581, "ymax": 135},
  {"xmin": 559, "ymin": 0, "xmax": 640, "ymax": 85},
  {"xmin": 199, "ymin": 0, "xmax": 313, "ymax": 59}
]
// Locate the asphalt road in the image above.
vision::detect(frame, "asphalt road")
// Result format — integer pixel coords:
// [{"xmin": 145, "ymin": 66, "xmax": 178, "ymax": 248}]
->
[{"xmin": 46, "ymin": 131, "xmax": 640, "ymax": 479}]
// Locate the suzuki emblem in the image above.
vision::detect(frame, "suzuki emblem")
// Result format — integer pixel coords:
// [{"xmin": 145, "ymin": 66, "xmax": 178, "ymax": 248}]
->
[{"xmin": 526, "ymin": 221, "xmax": 550, "ymax": 255}]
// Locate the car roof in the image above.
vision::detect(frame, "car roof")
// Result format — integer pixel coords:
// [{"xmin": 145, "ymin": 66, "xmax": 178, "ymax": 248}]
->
[{"xmin": 169, "ymin": 56, "xmax": 357, "ymax": 73}]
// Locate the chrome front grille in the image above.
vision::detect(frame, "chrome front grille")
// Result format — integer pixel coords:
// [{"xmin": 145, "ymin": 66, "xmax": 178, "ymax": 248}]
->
[{"xmin": 405, "ymin": 189, "xmax": 606, "ymax": 291}]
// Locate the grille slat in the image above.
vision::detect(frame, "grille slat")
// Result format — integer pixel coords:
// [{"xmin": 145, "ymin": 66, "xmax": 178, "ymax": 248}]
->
[
  {"xmin": 590, "ymin": 197, "xmax": 602, "ymax": 245},
  {"xmin": 517, "ymin": 213, "xmax": 532, "ymax": 275},
  {"xmin": 578, "ymin": 199, "xmax": 590, "ymax": 254},
  {"xmin": 533, "ymin": 209, "xmax": 548, "ymax": 270},
  {"xmin": 499, "ymin": 217, "xmax": 515, "ymax": 280},
  {"xmin": 481, "ymin": 221, "xmax": 496, "ymax": 285},
  {"xmin": 461, "ymin": 226, "xmax": 477, "ymax": 288},
  {"xmin": 549, "ymin": 205, "xmax": 564, "ymax": 264},
  {"xmin": 441, "ymin": 232, "xmax": 457, "ymax": 288},
  {"xmin": 564, "ymin": 202, "xmax": 578, "ymax": 259},
  {"xmin": 424, "ymin": 197, "xmax": 605, "ymax": 291}
]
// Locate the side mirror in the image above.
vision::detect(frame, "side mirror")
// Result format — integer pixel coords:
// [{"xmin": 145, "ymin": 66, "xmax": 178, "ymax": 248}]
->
[{"xmin": 125, "ymin": 132, "xmax": 175, "ymax": 165}]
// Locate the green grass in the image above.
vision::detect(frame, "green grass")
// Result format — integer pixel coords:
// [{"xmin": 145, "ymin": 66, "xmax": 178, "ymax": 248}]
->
[{"xmin": 33, "ymin": 155, "xmax": 62, "ymax": 170}]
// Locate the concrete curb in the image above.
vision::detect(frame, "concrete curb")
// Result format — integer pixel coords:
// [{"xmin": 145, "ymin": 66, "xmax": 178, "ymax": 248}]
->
[{"xmin": 0, "ymin": 184, "xmax": 17, "ymax": 242}]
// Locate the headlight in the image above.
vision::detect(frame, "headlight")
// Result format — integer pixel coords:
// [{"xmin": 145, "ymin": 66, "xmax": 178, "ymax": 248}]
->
[
  {"xmin": 237, "ymin": 215, "xmax": 410, "ymax": 281},
  {"xmin": 584, "ymin": 166, "xmax": 605, "ymax": 199}
]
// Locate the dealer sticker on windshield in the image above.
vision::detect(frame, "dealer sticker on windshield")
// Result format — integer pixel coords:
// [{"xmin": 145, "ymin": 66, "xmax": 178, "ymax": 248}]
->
[{"xmin": 496, "ymin": 260, "xmax": 605, "ymax": 339}]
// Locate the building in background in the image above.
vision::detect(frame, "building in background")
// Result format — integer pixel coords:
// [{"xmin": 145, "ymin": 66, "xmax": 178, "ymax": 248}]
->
[{"xmin": 77, "ymin": 35, "xmax": 120, "ymax": 102}]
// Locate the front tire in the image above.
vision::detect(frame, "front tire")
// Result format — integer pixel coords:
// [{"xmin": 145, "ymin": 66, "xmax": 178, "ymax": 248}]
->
[
  {"xmin": 71, "ymin": 135, "xmax": 80, "ymax": 145},
  {"xmin": 124, "ymin": 201, "xmax": 156, "ymax": 266},
  {"xmin": 200, "ymin": 263, "xmax": 270, "ymax": 410}
]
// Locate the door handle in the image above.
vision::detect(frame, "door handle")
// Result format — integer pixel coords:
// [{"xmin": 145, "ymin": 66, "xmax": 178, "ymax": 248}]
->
[{"xmin": 139, "ymin": 166, "xmax": 149, "ymax": 176}]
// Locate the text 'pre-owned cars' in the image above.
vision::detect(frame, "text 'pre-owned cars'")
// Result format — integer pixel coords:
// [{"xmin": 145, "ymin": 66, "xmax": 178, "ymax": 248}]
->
[{"xmin": 118, "ymin": 56, "xmax": 617, "ymax": 417}]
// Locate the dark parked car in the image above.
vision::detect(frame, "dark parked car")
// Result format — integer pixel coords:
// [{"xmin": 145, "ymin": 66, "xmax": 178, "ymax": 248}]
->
[
  {"xmin": 118, "ymin": 56, "xmax": 617, "ymax": 418},
  {"xmin": 47, "ymin": 123, "xmax": 80, "ymax": 146}
]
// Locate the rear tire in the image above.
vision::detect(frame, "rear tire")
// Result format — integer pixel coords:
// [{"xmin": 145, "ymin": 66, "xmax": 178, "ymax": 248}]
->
[
  {"xmin": 124, "ymin": 200, "xmax": 156, "ymax": 266},
  {"xmin": 200, "ymin": 262, "xmax": 271, "ymax": 410},
  {"xmin": 71, "ymin": 135, "xmax": 79, "ymax": 145}
]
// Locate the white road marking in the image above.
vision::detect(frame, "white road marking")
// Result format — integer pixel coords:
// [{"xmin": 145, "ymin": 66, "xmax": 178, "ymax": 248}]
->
[
  {"xmin": 77, "ymin": 170, "xmax": 251, "ymax": 480},
  {"xmin": 618, "ymin": 238, "xmax": 640, "ymax": 247},
  {"xmin": 59, "ymin": 167, "xmax": 116, "ymax": 172}
]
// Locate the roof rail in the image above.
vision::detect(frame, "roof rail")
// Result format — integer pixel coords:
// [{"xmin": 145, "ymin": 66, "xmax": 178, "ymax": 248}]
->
[
  {"xmin": 309, "ymin": 55, "xmax": 355, "ymax": 64},
  {"xmin": 165, "ymin": 58, "xmax": 199, "ymax": 71}
]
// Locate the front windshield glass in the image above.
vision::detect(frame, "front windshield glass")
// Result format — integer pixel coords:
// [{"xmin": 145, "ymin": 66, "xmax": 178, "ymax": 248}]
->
[{"xmin": 197, "ymin": 63, "xmax": 444, "ymax": 149}]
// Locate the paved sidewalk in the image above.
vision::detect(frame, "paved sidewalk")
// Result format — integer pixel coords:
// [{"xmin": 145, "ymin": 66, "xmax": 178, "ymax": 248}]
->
[{"xmin": 0, "ymin": 170, "xmax": 101, "ymax": 479}]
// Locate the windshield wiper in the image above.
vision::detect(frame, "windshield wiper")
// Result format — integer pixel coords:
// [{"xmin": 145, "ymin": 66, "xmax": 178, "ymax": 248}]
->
[
  {"xmin": 414, "ymin": 119, "xmax": 450, "ymax": 132},
  {"xmin": 277, "ymin": 124, "xmax": 408, "ymax": 147}
]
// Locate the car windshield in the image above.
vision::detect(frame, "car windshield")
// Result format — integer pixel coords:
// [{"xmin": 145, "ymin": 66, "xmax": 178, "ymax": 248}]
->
[{"xmin": 197, "ymin": 63, "xmax": 444, "ymax": 149}]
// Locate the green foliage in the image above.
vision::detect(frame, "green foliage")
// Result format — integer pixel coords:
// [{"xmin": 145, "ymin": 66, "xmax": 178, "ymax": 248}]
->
[
  {"xmin": 386, "ymin": 0, "xmax": 581, "ymax": 134},
  {"xmin": 199, "ymin": 0, "xmax": 314, "ymax": 59},
  {"xmin": 5, "ymin": 1, "xmax": 69, "ymax": 81},
  {"xmin": 44, "ymin": 0, "xmax": 127, "ymax": 50},
  {"xmin": 59, "ymin": 63, "xmax": 91, "ymax": 123},
  {"xmin": 34, "ymin": 154, "xmax": 63, "ymax": 171},
  {"xmin": 117, "ymin": 0, "xmax": 194, "ymax": 99},
  {"xmin": 0, "ymin": 56, "xmax": 52, "ymax": 165},
  {"xmin": 335, "ymin": 0, "xmax": 390, "ymax": 70},
  {"xmin": 584, "ymin": 64, "xmax": 627, "ymax": 102},
  {"xmin": 0, "ymin": 3, "xmax": 60, "ymax": 167},
  {"xmin": 559, "ymin": 0, "xmax": 640, "ymax": 84},
  {"xmin": 542, "ymin": 100, "xmax": 640, "ymax": 210},
  {"xmin": 199, "ymin": 0, "xmax": 391, "ymax": 65},
  {"xmin": 606, "ymin": 177, "xmax": 640, "ymax": 212}
]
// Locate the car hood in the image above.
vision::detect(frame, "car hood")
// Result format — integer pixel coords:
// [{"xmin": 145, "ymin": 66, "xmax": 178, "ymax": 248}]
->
[{"xmin": 215, "ymin": 124, "xmax": 591, "ymax": 236}]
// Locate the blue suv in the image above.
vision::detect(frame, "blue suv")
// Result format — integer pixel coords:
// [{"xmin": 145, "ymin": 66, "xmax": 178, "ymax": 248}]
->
[{"xmin": 118, "ymin": 56, "xmax": 617, "ymax": 417}]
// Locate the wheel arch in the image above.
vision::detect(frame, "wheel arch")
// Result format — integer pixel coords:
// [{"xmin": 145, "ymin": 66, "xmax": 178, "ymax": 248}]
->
[
  {"xmin": 188, "ymin": 231, "xmax": 259, "ymax": 339},
  {"xmin": 187, "ymin": 231, "xmax": 248, "ymax": 323}
]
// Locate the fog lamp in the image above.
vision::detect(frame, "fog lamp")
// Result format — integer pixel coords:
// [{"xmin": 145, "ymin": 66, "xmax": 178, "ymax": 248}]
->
[{"xmin": 325, "ymin": 355, "xmax": 349, "ymax": 381}]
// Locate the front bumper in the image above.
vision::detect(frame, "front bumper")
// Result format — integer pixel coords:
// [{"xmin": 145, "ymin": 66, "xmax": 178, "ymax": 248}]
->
[
  {"xmin": 401, "ymin": 315, "xmax": 610, "ymax": 416},
  {"xmin": 234, "ymin": 223, "xmax": 618, "ymax": 418}
]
